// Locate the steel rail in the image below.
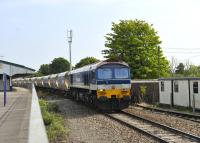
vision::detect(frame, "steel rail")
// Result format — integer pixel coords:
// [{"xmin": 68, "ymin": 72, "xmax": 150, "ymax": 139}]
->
[
  {"xmin": 121, "ymin": 110, "xmax": 200, "ymax": 142},
  {"xmin": 103, "ymin": 113, "xmax": 169, "ymax": 143},
  {"xmin": 136, "ymin": 104, "xmax": 200, "ymax": 123}
]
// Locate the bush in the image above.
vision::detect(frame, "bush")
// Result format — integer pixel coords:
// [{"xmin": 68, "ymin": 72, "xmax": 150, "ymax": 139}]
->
[
  {"xmin": 48, "ymin": 102, "xmax": 59, "ymax": 113},
  {"xmin": 39, "ymin": 100, "xmax": 68, "ymax": 142}
]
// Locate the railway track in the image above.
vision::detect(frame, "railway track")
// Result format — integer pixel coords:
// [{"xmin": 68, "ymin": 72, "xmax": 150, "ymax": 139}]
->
[
  {"xmin": 136, "ymin": 104, "xmax": 200, "ymax": 124},
  {"xmin": 104, "ymin": 111, "xmax": 200, "ymax": 143}
]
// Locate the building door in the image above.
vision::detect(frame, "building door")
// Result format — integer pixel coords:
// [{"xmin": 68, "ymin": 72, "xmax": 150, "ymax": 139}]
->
[{"xmin": 192, "ymin": 81, "xmax": 200, "ymax": 109}]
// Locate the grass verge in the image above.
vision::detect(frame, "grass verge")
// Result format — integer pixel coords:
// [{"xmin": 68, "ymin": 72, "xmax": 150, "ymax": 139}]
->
[{"xmin": 39, "ymin": 99, "xmax": 69, "ymax": 142}]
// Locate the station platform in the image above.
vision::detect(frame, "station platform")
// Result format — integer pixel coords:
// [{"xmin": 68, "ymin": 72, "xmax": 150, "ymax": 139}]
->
[
  {"xmin": 0, "ymin": 87, "xmax": 48, "ymax": 143},
  {"xmin": 0, "ymin": 88, "xmax": 31, "ymax": 143}
]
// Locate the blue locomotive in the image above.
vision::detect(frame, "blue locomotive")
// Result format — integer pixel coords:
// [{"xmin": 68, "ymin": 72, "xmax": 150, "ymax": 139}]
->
[{"xmin": 13, "ymin": 61, "xmax": 131, "ymax": 110}]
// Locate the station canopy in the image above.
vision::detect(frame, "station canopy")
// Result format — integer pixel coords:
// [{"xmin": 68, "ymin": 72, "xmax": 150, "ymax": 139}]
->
[{"xmin": 0, "ymin": 60, "xmax": 35, "ymax": 77}]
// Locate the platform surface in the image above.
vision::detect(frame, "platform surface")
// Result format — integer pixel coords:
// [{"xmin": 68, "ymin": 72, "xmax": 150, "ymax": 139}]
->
[{"xmin": 0, "ymin": 87, "xmax": 32, "ymax": 143}]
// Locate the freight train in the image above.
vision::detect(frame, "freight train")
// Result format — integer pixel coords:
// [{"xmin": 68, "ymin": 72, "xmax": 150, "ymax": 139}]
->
[{"xmin": 13, "ymin": 61, "xmax": 131, "ymax": 110}]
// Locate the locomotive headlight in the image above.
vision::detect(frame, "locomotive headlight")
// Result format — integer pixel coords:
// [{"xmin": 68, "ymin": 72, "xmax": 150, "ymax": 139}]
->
[{"xmin": 98, "ymin": 89, "xmax": 106, "ymax": 95}]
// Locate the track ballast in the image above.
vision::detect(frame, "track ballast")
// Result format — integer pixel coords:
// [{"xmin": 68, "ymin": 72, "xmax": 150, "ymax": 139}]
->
[
  {"xmin": 136, "ymin": 104, "xmax": 200, "ymax": 124},
  {"xmin": 104, "ymin": 111, "xmax": 200, "ymax": 143}
]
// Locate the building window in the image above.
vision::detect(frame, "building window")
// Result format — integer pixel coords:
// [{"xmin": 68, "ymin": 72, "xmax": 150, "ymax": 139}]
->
[
  {"xmin": 193, "ymin": 82, "xmax": 198, "ymax": 94},
  {"xmin": 174, "ymin": 81, "xmax": 179, "ymax": 92},
  {"xmin": 161, "ymin": 81, "xmax": 164, "ymax": 92}
]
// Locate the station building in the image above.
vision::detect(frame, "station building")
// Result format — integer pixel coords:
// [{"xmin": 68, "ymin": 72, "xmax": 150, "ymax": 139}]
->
[
  {"xmin": 159, "ymin": 77, "xmax": 200, "ymax": 110},
  {"xmin": 0, "ymin": 60, "xmax": 35, "ymax": 91}
]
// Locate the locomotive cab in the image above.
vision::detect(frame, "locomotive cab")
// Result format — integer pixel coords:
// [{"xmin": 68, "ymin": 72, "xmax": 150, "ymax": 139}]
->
[{"xmin": 96, "ymin": 63, "xmax": 131, "ymax": 110}]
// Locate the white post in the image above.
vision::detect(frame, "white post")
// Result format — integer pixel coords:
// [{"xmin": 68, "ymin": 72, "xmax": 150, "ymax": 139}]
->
[
  {"xmin": 9, "ymin": 65, "xmax": 12, "ymax": 91},
  {"xmin": 67, "ymin": 29, "xmax": 73, "ymax": 71}
]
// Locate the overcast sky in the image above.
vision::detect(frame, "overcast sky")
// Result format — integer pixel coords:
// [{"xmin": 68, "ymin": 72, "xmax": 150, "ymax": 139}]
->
[{"xmin": 1, "ymin": 0, "xmax": 200, "ymax": 70}]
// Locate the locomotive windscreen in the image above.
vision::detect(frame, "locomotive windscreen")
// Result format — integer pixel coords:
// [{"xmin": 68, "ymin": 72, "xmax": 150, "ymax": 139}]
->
[{"xmin": 97, "ymin": 64, "xmax": 130, "ymax": 80}]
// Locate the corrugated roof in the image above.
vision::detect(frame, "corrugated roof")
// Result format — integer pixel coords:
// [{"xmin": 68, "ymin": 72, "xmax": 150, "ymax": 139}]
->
[{"xmin": 0, "ymin": 60, "xmax": 35, "ymax": 71}]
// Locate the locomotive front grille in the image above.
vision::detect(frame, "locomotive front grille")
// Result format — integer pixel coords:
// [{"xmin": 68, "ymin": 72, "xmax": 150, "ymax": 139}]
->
[
  {"xmin": 97, "ymin": 89, "xmax": 131, "ymax": 99},
  {"xmin": 121, "ymin": 90, "xmax": 128, "ymax": 94}
]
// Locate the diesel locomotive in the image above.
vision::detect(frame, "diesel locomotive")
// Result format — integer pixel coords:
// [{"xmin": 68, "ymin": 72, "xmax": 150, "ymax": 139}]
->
[{"xmin": 13, "ymin": 61, "xmax": 131, "ymax": 110}]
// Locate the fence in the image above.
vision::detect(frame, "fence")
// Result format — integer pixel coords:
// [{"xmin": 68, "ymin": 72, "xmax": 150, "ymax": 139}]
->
[{"xmin": 131, "ymin": 80, "xmax": 159, "ymax": 104}]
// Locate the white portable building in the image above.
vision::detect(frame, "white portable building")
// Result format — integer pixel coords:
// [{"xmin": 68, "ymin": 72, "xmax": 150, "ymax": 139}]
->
[{"xmin": 159, "ymin": 78, "xmax": 200, "ymax": 109}]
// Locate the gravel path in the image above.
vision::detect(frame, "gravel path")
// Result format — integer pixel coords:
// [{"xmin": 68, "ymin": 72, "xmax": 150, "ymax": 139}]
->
[
  {"xmin": 125, "ymin": 106, "xmax": 200, "ymax": 137},
  {"xmin": 53, "ymin": 99, "xmax": 158, "ymax": 143}
]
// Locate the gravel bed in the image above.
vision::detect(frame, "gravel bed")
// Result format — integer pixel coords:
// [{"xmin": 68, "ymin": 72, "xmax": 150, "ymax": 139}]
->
[
  {"xmin": 53, "ymin": 99, "xmax": 158, "ymax": 143},
  {"xmin": 111, "ymin": 113, "xmax": 193, "ymax": 143},
  {"xmin": 125, "ymin": 106, "xmax": 200, "ymax": 137}
]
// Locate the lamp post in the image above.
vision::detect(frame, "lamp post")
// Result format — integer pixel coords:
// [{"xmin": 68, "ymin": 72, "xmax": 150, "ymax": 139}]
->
[
  {"xmin": 157, "ymin": 46, "xmax": 160, "ymax": 78},
  {"xmin": 67, "ymin": 29, "xmax": 72, "ymax": 71}
]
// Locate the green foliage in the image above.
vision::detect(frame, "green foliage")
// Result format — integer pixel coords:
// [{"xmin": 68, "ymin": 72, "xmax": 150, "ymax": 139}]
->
[
  {"xmin": 171, "ymin": 61, "xmax": 200, "ymax": 77},
  {"xmin": 49, "ymin": 57, "xmax": 70, "ymax": 74},
  {"xmin": 102, "ymin": 19, "xmax": 169, "ymax": 79},
  {"xmin": 175, "ymin": 63, "xmax": 184, "ymax": 74},
  {"xmin": 184, "ymin": 65, "xmax": 200, "ymax": 77},
  {"xmin": 139, "ymin": 85, "xmax": 147, "ymax": 102},
  {"xmin": 140, "ymin": 86, "xmax": 147, "ymax": 96},
  {"xmin": 39, "ymin": 64, "xmax": 50, "ymax": 75},
  {"xmin": 34, "ymin": 72, "xmax": 44, "ymax": 77},
  {"xmin": 37, "ymin": 57, "xmax": 70, "ymax": 75},
  {"xmin": 75, "ymin": 57, "xmax": 100, "ymax": 69},
  {"xmin": 39, "ymin": 100, "xmax": 68, "ymax": 142},
  {"xmin": 46, "ymin": 114, "xmax": 67, "ymax": 142},
  {"xmin": 47, "ymin": 102, "xmax": 59, "ymax": 113}
]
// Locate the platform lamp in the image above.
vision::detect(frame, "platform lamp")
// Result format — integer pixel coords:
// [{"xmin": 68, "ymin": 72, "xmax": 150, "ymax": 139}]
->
[{"xmin": 67, "ymin": 29, "xmax": 73, "ymax": 71}]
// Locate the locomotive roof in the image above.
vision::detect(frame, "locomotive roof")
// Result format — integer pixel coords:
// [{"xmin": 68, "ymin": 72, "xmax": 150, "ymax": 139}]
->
[{"xmin": 69, "ymin": 61, "xmax": 129, "ymax": 74}]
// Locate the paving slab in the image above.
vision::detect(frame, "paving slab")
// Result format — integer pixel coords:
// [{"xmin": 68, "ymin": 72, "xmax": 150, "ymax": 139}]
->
[{"xmin": 0, "ymin": 87, "xmax": 32, "ymax": 143}]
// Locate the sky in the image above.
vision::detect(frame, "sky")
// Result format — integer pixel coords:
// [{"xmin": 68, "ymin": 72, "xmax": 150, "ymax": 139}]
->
[{"xmin": 1, "ymin": 0, "xmax": 200, "ymax": 70}]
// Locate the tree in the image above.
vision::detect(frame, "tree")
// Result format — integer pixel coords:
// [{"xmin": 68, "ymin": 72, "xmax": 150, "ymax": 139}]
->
[
  {"xmin": 38, "ymin": 64, "xmax": 50, "ymax": 75},
  {"xmin": 102, "ymin": 19, "xmax": 169, "ymax": 78},
  {"xmin": 170, "ymin": 57, "xmax": 178, "ymax": 76},
  {"xmin": 49, "ymin": 57, "xmax": 70, "ymax": 74},
  {"xmin": 175, "ymin": 63, "xmax": 185, "ymax": 74},
  {"xmin": 184, "ymin": 59, "xmax": 191, "ymax": 76},
  {"xmin": 188, "ymin": 65, "xmax": 199, "ymax": 77},
  {"xmin": 75, "ymin": 57, "xmax": 100, "ymax": 69}
]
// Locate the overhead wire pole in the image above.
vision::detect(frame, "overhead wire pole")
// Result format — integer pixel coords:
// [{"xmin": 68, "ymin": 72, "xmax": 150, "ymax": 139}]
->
[
  {"xmin": 158, "ymin": 46, "xmax": 160, "ymax": 78},
  {"xmin": 67, "ymin": 29, "xmax": 72, "ymax": 71}
]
